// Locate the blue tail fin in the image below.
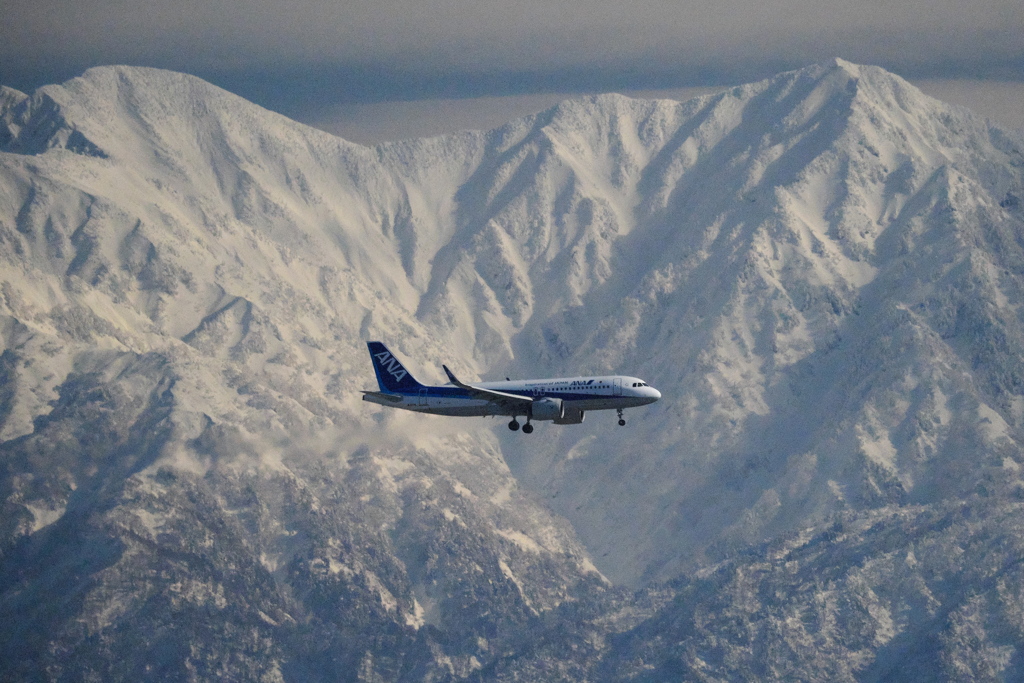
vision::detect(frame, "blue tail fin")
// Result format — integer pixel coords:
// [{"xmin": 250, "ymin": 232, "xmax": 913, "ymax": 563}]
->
[{"xmin": 367, "ymin": 342, "xmax": 425, "ymax": 393}]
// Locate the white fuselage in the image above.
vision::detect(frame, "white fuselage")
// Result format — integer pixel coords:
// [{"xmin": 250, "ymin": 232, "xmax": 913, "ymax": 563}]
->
[{"xmin": 363, "ymin": 375, "xmax": 661, "ymax": 418}]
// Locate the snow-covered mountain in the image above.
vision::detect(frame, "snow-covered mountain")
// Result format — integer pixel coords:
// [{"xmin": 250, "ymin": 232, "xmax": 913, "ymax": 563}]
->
[{"xmin": 3, "ymin": 59, "xmax": 1024, "ymax": 680}]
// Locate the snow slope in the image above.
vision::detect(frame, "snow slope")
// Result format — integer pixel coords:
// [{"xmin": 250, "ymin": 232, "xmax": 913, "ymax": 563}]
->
[
  {"xmin": 0, "ymin": 66, "xmax": 604, "ymax": 680},
  {"xmin": 3, "ymin": 59, "xmax": 1024, "ymax": 679}
]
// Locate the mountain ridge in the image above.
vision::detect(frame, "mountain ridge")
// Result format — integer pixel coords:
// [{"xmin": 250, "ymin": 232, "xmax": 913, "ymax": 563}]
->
[{"xmin": 4, "ymin": 60, "xmax": 1024, "ymax": 679}]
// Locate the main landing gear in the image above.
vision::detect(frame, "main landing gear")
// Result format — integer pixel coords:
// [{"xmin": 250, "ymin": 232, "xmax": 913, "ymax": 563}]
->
[
  {"xmin": 617, "ymin": 408, "xmax": 626, "ymax": 427},
  {"xmin": 508, "ymin": 418, "xmax": 534, "ymax": 434}
]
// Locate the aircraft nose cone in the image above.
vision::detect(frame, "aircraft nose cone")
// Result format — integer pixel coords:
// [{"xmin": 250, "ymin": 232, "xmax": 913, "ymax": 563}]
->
[{"xmin": 640, "ymin": 386, "xmax": 661, "ymax": 403}]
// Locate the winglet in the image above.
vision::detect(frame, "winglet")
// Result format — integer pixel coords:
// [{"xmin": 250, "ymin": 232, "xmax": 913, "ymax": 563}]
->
[{"xmin": 442, "ymin": 364, "xmax": 463, "ymax": 387}]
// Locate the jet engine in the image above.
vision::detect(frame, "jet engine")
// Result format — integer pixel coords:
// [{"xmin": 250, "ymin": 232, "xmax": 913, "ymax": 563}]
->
[
  {"xmin": 529, "ymin": 397, "xmax": 564, "ymax": 421},
  {"xmin": 553, "ymin": 405, "xmax": 585, "ymax": 424}
]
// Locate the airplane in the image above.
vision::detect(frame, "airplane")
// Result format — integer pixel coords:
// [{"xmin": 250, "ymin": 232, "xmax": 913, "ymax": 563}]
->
[{"xmin": 361, "ymin": 341, "xmax": 660, "ymax": 433}]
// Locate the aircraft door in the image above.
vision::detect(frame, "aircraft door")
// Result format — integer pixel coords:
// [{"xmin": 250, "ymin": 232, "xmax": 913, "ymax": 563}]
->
[
  {"xmin": 418, "ymin": 388, "xmax": 428, "ymax": 406},
  {"xmin": 613, "ymin": 378, "xmax": 622, "ymax": 396}
]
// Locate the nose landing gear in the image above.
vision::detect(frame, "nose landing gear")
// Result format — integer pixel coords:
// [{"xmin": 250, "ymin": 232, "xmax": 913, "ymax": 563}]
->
[{"xmin": 617, "ymin": 408, "xmax": 626, "ymax": 426}]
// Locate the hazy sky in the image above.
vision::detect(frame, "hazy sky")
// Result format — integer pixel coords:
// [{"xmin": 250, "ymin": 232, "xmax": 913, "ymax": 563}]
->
[{"xmin": 2, "ymin": 0, "xmax": 1022, "ymax": 141}]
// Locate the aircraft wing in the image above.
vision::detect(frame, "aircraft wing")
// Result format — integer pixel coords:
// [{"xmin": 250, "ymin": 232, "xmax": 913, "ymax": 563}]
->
[{"xmin": 443, "ymin": 365, "xmax": 533, "ymax": 409}]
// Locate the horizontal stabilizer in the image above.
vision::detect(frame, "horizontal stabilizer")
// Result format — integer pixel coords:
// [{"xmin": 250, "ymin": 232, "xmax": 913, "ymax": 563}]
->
[{"xmin": 361, "ymin": 391, "xmax": 405, "ymax": 405}]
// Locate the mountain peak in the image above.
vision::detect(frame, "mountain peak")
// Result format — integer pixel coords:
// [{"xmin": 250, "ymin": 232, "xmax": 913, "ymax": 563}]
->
[
  {"xmin": 1, "ymin": 64, "xmax": 363, "ymax": 161},
  {"xmin": 0, "ymin": 85, "xmax": 27, "ymax": 110},
  {"xmin": 832, "ymin": 56, "xmax": 862, "ymax": 74}
]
